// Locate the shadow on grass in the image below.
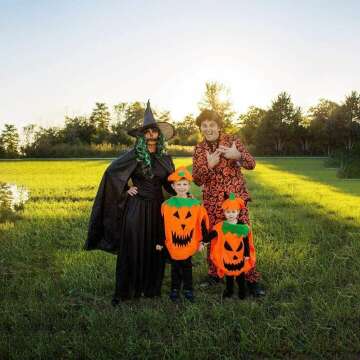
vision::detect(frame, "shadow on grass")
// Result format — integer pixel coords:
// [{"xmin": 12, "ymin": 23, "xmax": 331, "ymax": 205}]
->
[{"xmin": 1, "ymin": 171, "xmax": 360, "ymax": 358}]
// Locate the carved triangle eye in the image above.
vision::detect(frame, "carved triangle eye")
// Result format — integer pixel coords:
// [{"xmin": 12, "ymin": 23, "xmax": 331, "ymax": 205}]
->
[
  {"xmin": 224, "ymin": 241, "xmax": 232, "ymax": 251},
  {"xmin": 173, "ymin": 211, "xmax": 180, "ymax": 219},
  {"xmin": 185, "ymin": 211, "xmax": 192, "ymax": 219},
  {"xmin": 236, "ymin": 242, "xmax": 243, "ymax": 252}
]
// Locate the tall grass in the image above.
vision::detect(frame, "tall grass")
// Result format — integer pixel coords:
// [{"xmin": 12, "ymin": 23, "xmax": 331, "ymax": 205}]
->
[{"xmin": 0, "ymin": 158, "xmax": 359, "ymax": 359}]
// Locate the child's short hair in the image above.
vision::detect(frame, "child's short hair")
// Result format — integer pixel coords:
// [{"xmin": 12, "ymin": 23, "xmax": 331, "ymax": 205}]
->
[{"xmin": 168, "ymin": 166, "xmax": 193, "ymax": 183}]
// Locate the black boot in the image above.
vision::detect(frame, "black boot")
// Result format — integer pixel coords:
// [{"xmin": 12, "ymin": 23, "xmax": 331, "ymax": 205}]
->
[
  {"xmin": 183, "ymin": 289, "xmax": 195, "ymax": 303},
  {"xmin": 222, "ymin": 288, "xmax": 234, "ymax": 299},
  {"xmin": 111, "ymin": 297, "xmax": 120, "ymax": 307},
  {"xmin": 169, "ymin": 289, "xmax": 180, "ymax": 303},
  {"xmin": 223, "ymin": 276, "xmax": 234, "ymax": 299},
  {"xmin": 247, "ymin": 281, "xmax": 265, "ymax": 297}
]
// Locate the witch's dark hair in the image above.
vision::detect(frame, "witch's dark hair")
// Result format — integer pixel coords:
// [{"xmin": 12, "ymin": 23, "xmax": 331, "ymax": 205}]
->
[{"xmin": 134, "ymin": 133, "xmax": 166, "ymax": 178}]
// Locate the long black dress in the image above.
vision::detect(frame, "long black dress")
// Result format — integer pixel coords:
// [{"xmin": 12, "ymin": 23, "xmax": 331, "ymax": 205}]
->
[{"xmin": 114, "ymin": 153, "xmax": 174, "ymax": 299}]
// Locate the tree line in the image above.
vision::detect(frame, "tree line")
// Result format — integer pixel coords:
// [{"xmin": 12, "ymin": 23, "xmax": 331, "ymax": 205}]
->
[{"xmin": 0, "ymin": 82, "xmax": 359, "ymax": 158}]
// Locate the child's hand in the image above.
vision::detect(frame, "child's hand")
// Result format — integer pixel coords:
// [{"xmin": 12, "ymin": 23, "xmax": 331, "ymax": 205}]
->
[
  {"xmin": 127, "ymin": 186, "xmax": 138, "ymax": 196},
  {"xmin": 155, "ymin": 245, "xmax": 163, "ymax": 251},
  {"xmin": 198, "ymin": 242, "xmax": 205, "ymax": 252},
  {"xmin": 244, "ymin": 256, "xmax": 250, "ymax": 261}
]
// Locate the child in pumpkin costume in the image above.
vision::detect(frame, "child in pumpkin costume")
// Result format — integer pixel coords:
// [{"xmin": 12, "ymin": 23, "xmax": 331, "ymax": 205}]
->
[
  {"xmin": 208, "ymin": 193, "xmax": 256, "ymax": 299},
  {"xmin": 156, "ymin": 167, "xmax": 209, "ymax": 302}
]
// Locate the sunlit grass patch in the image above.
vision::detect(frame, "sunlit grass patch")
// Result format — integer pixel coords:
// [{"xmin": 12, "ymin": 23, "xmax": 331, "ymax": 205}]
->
[{"xmin": 0, "ymin": 158, "xmax": 359, "ymax": 358}]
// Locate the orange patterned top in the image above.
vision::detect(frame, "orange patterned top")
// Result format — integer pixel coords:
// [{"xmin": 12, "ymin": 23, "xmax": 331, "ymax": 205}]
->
[{"xmin": 192, "ymin": 133, "xmax": 256, "ymax": 228}]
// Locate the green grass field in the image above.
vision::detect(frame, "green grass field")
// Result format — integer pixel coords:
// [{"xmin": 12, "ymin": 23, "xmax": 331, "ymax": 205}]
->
[{"xmin": 1, "ymin": 158, "xmax": 359, "ymax": 359}]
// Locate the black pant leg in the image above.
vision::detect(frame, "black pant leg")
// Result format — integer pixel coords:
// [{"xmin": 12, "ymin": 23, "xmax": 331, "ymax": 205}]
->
[
  {"xmin": 225, "ymin": 276, "xmax": 235, "ymax": 294},
  {"xmin": 171, "ymin": 260, "xmax": 182, "ymax": 290},
  {"xmin": 236, "ymin": 273, "xmax": 246, "ymax": 299},
  {"xmin": 182, "ymin": 257, "xmax": 193, "ymax": 291}
]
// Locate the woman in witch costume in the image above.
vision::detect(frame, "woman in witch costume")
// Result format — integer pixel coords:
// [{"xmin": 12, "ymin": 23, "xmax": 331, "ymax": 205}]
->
[{"xmin": 84, "ymin": 101, "xmax": 175, "ymax": 305}]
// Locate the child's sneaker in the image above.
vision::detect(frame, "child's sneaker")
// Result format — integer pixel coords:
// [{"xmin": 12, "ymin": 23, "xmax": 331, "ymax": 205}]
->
[
  {"xmin": 169, "ymin": 289, "xmax": 180, "ymax": 302},
  {"xmin": 183, "ymin": 290, "xmax": 195, "ymax": 303}
]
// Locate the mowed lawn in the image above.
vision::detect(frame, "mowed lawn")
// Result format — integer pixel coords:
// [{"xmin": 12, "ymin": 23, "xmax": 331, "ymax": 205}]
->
[{"xmin": 1, "ymin": 157, "xmax": 359, "ymax": 359}]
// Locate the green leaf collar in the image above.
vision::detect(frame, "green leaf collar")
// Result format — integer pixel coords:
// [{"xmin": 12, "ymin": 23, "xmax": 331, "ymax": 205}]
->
[
  {"xmin": 222, "ymin": 221, "xmax": 249, "ymax": 237},
  {"xmin": 165, "ymin": 197, "xmax": 201, "ymax": 208}
]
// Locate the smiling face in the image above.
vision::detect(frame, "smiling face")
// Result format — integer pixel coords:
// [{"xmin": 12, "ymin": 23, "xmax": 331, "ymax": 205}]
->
[
  {"xmin": 224, "ymin": 209, "xmax": 240, "ymax": 223},
  {"xmin": 171, "ymin": 179, "xmax": 190, "ymax": 198},
  {"xmin": 200, "ymin": 119, "xmax": 220, "ymax": 142},
  {"xmin": 144, "ymin": 127, "xmax": 159, "ymax": 141},
  {"xmin": 143, "ymin": 127, "xmax": 159, "ymax": 152}
]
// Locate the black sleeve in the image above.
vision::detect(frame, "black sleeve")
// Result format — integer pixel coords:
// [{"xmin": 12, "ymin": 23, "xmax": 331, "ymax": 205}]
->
[
  {"xmin": 201, "ymin": 219, "xmax": 208, "ymax": 241},
  {"xmin": 202, "ymin": 229, "xmax": 217, "ymax": 243},
  {"xmin": 162, "ymin": 156, "xmax": 177, "ymax": 196},
  {"xmin": 162, "ymin": 178, "xmax": 176, "ymax": 196},
  {"xmin": 244, "ymin": 236, "xmax": 250, "ymax": 257}
]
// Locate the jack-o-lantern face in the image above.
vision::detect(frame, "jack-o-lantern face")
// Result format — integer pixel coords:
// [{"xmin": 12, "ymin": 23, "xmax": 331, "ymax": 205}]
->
[
  {"xmin": 162, "ymin": 198, "xmax": 209, "ymax": 260},
  {"xmin": 222, "ymin": 233, "xmax": 245, "ymax": 273},
  {"xmin": 210, "ymin": 221, "xmax": 256, "ymax": 277},
  {"xmin": 171, "ymin": 208, "xmax": 196, "ymax": 247}
]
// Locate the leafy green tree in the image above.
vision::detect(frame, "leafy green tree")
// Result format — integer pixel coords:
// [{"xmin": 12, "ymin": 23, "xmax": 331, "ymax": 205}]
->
[
  {"xmin": 296, "ymin": 116, "xmax": 312, "ymax": 154},
  {"xmin": 122, "ymin": 102, "xmax": 145, "ymax": 130},
  {"xmin": 155, "ymin": 109, "xmax": 171, "ymax": 123},
  {"xmin": 112, "ymin": 101, "xmax": 144, "ymax": 145},
  {"xmin": 1, "ymin": 124, "xmax": 19, "ymax": 157},
  {"xmin": 198, "ymin": 81, "xmax": 237, "ymax": 133},
  {"xmin": 0, "ymin": 136, "xmax": 5, "ymax": 157},
  {"xmin": 22, "ymin": 127, "xmax": 63, "ymax": 156},
  {"xmin": 238, "ymin": 106, "xmax": 266, "ymax": 146},
  {"xmin": 338, "ymin": 91, "xmax": 360, "ymax": 151},
  {"xmin": 256, "ymin": 92, "xmax": 301, "ymax": 154},
  {"xmin": 62, "ymin": 116, "xmax": 95, "ymax": 144},
  {"xmin": 113, "ymin": 102, "xmax": 127, "ymax": 124},
  {"xmin": 308, "ymin": 99, "xmax": 340, "ymax": 155},
  {"xmin": 89, "ymin": 103, "xmax": 111, "ymax": 144},
  {"xmin": 89, "ymin": 102, "xmax": 111, "ymax": 130},
  {"xmin": 22, "ymin": 124, "xmax": 37, "ymax": 147},
  {"xmin": 109, "ymin": 122, "xmax": 133, "ymax": 146},
  {"xmin": 171, "ymin": 114, "xmax": 201, "ymax": 145}
]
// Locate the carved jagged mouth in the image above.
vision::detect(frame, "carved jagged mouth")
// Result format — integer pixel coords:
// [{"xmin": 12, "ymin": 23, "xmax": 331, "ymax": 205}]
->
[
  {"xmin": 172, "ymin": 229, "xmax": 194, "ymax": 247},
  {"xmin": 223, "ymin": 259, "xmax": 244, "ymax": 271}
]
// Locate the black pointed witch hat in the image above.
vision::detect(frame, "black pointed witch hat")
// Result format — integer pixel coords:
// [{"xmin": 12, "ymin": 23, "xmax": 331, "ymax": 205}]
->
[{"xmin": 127, "ymin": 100, "xmax": 175, "ymax": 140}]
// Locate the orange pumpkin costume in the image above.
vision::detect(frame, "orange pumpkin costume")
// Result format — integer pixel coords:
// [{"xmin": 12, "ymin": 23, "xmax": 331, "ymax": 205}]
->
[
  {"xmin": 210, "ymin": 221, "xmax": 255, "ymax": 278},
  {"xmin": 207, "ymin": 193, "xmax": 256, "ymax": 298},
  {"xmin": 158, "ymin": 167, "xmax": 209, "ymax": 298},
  {"xmin": 162, "ymin": 197, "xmax": 209, "ymax": 260},
  {"xmin": 163, "ymin": 167, "xmax": 208, "ymax": 259}
]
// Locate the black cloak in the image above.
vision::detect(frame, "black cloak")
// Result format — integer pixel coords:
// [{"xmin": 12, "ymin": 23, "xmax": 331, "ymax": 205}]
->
[{"xmin": 84, "ymin": 149, "xmax": 175, "ymax": 254}]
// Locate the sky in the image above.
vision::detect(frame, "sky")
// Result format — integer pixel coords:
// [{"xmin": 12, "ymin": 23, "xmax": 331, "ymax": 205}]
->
[{"xmin": 1, "ymin": 0, "xmax": 360, "ymax": 130}]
